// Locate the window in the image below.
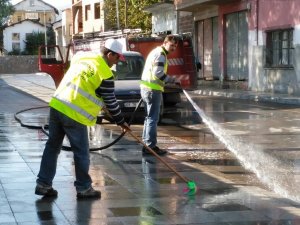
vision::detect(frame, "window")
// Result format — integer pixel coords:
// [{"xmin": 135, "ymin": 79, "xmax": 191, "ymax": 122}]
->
[
  {"xmin": 30, "ymin": 0, "xmax": 35, "ymax": 6},
  {"xmin": 25, "ymin": 33, "xmax": 31, "ymax": 39},
  {"xmin": 265, "ymin": 29, "xmax": 294, "ymax": 68},
  {"xmin": 12, "ymin": 33, "xmax": 20, "ymax": 52},
  {"xmin": 12, "ymin": 43, "xmax": 20, "ymax": 51},
  {"xmin": 94, "ymin": 3, "xmax": 100, "ymax": 19},
  {"xmin": 85, "ymin": 5, "xmax": 91, "ymax": 21},
  {"xmin": 12, "ymin": 33, "xmax": 20, "ymax": 41}
]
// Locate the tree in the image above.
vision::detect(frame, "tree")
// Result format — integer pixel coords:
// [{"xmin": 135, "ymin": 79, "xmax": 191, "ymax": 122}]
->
[
  {"xmin": 23, "ymin": 32, "xmax": 45, "ymax": 55},
  {"xmin": 46, "ymin": 26, "xmax": 56, "ymax": 46},
  {"xmin": 0, "ymin": 0, "xmax": 14, "ymax": 26},
  {"xmin": 104, "ymin": 0, "xmax": 160, "ymax": 33},
  {"xmin": 23, "ymin": 27, "xmax": 55, "ymax": 55},
  {"xmin": 0, "ymin": 0, "xmax": 14, "ymax": 50}
]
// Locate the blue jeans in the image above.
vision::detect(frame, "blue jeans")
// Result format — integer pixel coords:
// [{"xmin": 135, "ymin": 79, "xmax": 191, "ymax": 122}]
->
[
  {"xmin": 37, "ymin": 108, "xmax": 92, "ymax": 192},
  {"xmin": 141, "ymin": 87, "xmax": 162, "ymax": 148}
]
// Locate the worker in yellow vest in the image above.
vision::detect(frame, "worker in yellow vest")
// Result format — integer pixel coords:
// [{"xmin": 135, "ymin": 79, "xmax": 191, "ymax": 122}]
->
[
  {"xmin": 140, "ymin": 35, "xmax": 180, "ymax": 156},
  {"xmin": 35, "ymin": 39, "xmax": 129, "ymax": 199}
]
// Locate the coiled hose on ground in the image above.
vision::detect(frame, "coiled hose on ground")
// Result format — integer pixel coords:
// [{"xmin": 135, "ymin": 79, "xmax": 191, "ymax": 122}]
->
[{"xmin": 14, "ymin": 98, "xmax": 143, "ymax": 151}]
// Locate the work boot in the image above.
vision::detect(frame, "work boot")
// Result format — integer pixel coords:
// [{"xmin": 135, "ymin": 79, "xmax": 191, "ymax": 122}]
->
[
  {"xmin": 77, "ymin": 187, "xmax": 101, "ymax": 199},
  {"xmin": 35, "ymin": 184, "xmax": 58, "ymax": 197},
  {"xmin": 142, "ymin": 146, "xmax": 168, "ymax": 156}
]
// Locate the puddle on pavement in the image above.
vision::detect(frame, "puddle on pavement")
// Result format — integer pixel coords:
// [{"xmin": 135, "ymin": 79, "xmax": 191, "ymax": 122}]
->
[
  {"xmin": 200, "ymin": 186, "xmax": 239, "ymax": 195},
  {"xmin": 119, "ymin": 160, "xmax": 142, "ymax": 164},
  {"xmin": 161, "ymin": 110, "xmax": 202, "ymax": 125},
  {"xmin": 110, "ymin": 148, "xmax": 128, "ymax": 151},
  {"xmin": 95, "ymin": 176, "xmax": 119, "ymax": 186},
  {"xmin": 188, "ymin": 158, "xmax": 241, "ymax": 166},
  {"xmin": 109, "ymin": 206, "xmax": 162, "ymax": 217},
  {"xmin": 202, "ymin": 203, "xmax": 251, "ymax": 212},
  {"xmin": 155, "ymin": 177, "xmax": 185, "ymax": 184},
  {"xmin": 37, "ymin": 211, "xmax": 54, "ymax": 221},
  {"xmin": 14, "ymin": 107, "xmax": 49, "ymax": 127},
  {"xmin": 206, "ymin": 111, "xmax": 260, "ymax": 123}
]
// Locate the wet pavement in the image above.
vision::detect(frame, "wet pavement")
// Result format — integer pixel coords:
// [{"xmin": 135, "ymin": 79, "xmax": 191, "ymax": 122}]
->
[{"xmin": 1, "ymin": 73, "xmax": 300, "ymax": 224}]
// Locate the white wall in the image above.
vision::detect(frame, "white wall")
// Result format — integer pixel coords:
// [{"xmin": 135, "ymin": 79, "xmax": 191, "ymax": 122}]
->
[
  {"xmin": 13, "ymin": 0, "xmax": 56, "ymax": 25},
  {"xmin": 82, "ymin": 0, "xmax": 104, "ymax": 33},
  {"xmin": 3, "ymin": 20, "xmax": 46, "ymax": 52},
  {"xmin": 62, "ymin": 9, "xmax": 72, "ymax": 47},
  {"xmin": 151, "ymin": 9, "xmax": 177, "ymax": 34},
  {"xmin": 294, "ymin": 25, "xmax": 300, "ymax": 45},
  {"xmin": 14, "ymin": 0, "xmax": 52, "ymax": 10}
]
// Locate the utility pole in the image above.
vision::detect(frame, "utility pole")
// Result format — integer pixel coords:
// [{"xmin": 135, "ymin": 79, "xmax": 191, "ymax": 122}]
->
[
  {"xmin": 115, "ymin": 0, "xmax": 120, "ymax": 29},
  {"xmin": 125, "ymin": 0, "xmax": 128, "ymax": 28},
  {"xmin": 43, "ymin": 10, "xmax": 48, "ymax": 57}
]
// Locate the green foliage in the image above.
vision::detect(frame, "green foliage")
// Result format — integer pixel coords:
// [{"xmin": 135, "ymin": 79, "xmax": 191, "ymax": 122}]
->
[
  {"xmin": 23, "ymin": 32, "xmax": 45, "ymax": 55},
  {"xmin": 104, "ymin": 0, "xmax": 160, "ymax": 33},
  {"xmin": 0, "ymin": 0, "xmax": 14, "ymax": 49},
  {"xmin": 22, "ymin": 27, "xmax": 55, "ymax": 55},
  {"xmin": 7, "ymin": 48, "xmax": 20, "ymax": 55},
  {"xmin": 0, "ymin": 0, "xmax": 14, "ymax": 26}
]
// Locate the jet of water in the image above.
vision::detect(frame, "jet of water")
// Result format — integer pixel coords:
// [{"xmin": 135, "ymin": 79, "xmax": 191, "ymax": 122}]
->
[{"xmin": 183, "ymin": 90, "xmax": 300, "ymax": 202}]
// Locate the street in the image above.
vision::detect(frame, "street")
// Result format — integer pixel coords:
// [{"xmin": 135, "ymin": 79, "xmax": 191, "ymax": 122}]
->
[{"xmin": 1, "ymin": 73, "xmax": 300, "ymax": 224}]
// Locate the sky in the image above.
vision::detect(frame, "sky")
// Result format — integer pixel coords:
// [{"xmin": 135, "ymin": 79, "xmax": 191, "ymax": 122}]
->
[{"xmin": 10, "ymin": 0, "xmax": 71, "ymax": 10}]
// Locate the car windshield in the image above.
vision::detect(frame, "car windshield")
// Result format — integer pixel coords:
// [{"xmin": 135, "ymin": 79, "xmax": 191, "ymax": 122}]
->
[{"xmin": 115, "ymin": 56, "xmax": 144, "ymax": 80}]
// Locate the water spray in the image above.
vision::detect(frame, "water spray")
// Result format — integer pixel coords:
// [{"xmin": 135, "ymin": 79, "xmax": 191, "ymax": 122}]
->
[{"xmin": 183, "ymin": 89, "xmax": 300, "ymax": 202}]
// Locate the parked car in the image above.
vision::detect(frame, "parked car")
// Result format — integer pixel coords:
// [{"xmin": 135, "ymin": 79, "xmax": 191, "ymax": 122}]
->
[
  {"xmin": 98, "ymin": 51, "xmax": 182, "ymax": 124},
  {"xmin": 37, "ymin": 45, "xmax": 181, "ymax": 124}
]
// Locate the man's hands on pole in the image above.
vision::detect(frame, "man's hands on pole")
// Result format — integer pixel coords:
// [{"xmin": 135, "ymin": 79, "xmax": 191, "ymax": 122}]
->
[
  {"xmin": 120, "ymin": 122, "xmax": 131, "ymax": 133},
  {"xmin": 102, "ymin": 107, "xmax": 131, "ymax": 132}
]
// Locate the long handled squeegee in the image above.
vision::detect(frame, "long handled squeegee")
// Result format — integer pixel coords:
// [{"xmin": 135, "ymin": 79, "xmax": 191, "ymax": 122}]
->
[
  {"xmin": 125, "ymin": 129, "xmax": 197, "ymax": 195},
  {"xmin": 103, "ymin": 108, "xmax": 197, "ymax": 196}
]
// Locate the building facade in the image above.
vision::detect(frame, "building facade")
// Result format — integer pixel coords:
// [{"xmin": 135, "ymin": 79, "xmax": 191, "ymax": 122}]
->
[
  {"xmin": 72, "ymin": 0, "xmax": 105, "ymax": 38},
  {"xmin": 3, "ymin": 0, "xmax": 58, "ymax": 53},
  {"xmin": 144, "ymin": 0, "xmax": 177, "ymax": 35},
  {"xmin": 175, "ymin": 0, "xmax": 300, "ymax": 95},
  {"xmin": 52, "ymin": 8, "xmax": 73, "ymax": 59}
]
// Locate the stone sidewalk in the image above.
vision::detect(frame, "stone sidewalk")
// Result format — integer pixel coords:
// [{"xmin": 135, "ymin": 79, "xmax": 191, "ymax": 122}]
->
[{"xmin": 3, "ymin": 73, "xmax": 300, "ymax": 106}]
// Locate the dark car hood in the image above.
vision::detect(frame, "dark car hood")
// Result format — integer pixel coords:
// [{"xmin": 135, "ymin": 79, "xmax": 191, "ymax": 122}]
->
[
  {"xmin": 114, "ymin": 80, "xmax": 141, "ymax": 95},
  {"xmin": 114, "ymin": 80, "xmax": 182, "ymax": 96}
]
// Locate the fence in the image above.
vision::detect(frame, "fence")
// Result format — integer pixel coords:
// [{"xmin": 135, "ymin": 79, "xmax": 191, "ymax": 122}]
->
[{"xmin": 0, "ymin": 56, "xmax": 39, "ymax": 74}]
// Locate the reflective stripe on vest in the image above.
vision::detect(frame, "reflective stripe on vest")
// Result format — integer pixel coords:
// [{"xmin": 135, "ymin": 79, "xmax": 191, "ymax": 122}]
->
[
  {"xmin": 53, "ymin": 82, "xmax": 105, "ymax": 122},
  {"xmin": 49, "ymin": 53, "xmax": 112, "ymax": 126},
  {"xmin": 59, "ymin": 82, "xmax": 104, "ymax": 107},
  {"xmin": 53, "ymin": 96, "xmax": 95, "ymax": 122},
  {"xmin": 140, "ymin": 47, "xmax": 168, "ymax": 91}
]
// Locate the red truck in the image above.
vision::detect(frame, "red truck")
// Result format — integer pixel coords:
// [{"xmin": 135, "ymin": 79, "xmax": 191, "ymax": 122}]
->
[
  {"xmin": 39, "ymin": 33, "xmax": 198, "ymax": 88},
  {"xmin": 38, "ymin": 34, "xmax": 198, "ymax": 122}
]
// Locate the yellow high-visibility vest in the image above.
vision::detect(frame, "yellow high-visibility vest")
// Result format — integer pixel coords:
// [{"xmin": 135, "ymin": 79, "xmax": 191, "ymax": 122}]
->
[
  {"xmin": 49, "ymin": 52, "xmax": 113, "ymax": 126},
  {"xmin": 140, "ymin": 46, "xmax": 168, "ymax": 91}
]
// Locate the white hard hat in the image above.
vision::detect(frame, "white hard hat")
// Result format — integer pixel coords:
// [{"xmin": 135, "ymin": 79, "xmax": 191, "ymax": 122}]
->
[{"xmin": 104, "ymin": 38, "xmax": 125, "ymax": 60}]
